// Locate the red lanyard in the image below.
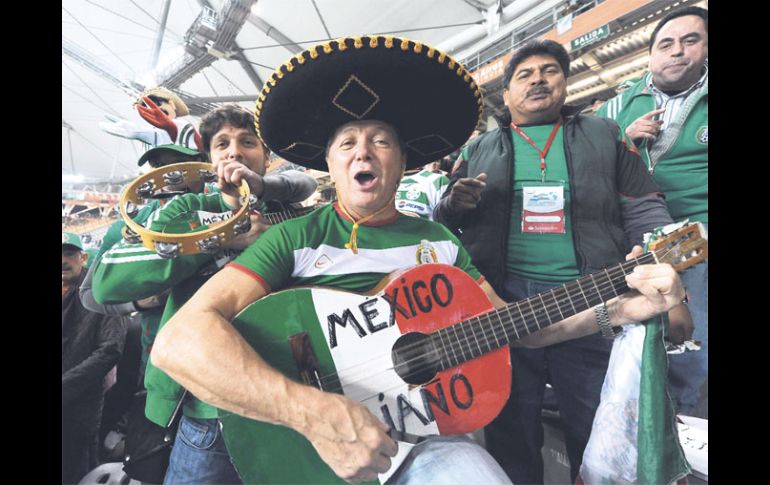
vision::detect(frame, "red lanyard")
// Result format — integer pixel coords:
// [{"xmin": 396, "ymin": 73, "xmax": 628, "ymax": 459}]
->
[{"xmin": 510, "ymin": 118, "xmax": 562, "ymax": 182}]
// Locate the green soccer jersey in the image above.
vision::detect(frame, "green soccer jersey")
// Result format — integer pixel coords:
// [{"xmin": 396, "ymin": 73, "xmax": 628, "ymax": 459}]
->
[
  {"xmin": 506, "ymin": 124, "xmax": 580, "ymax": 283},
  {"xmin": 395, "ymin": 169, "xmax": 450, "ymax": 220},
  {"xmin": 94, "ymin": 191, "xmax": 237, "ymax": 305},
  {"xmin": 597, "ymin": 71, "xmax": 708, "ymax": 222},
  {"xmin": 94, "ymin": 190, "xmax": 252, "ymax": 421},
  {"xmin": 231, "ymin": 203, "xmax": 482, "ymax": 294}
]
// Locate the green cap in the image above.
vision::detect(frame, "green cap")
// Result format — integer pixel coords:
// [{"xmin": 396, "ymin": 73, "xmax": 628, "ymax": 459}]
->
[
  {"xmin": 62, "ymin": 232, "xmax": 83, "ymax": 251},
  {"xmin": 137, "ymin": 144, "xmax": 203, "ymax": 167}
]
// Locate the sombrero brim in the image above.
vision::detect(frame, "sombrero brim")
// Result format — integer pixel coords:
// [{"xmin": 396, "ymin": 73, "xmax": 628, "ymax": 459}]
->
[
  {"xmin": 256, "ymin": 36, "xmax": 483, "ymax": 171},
  {"xmin": 137, "ymin": 87, "xmax": 190, "ymax": 117},
  {"xmin": 137, "ymin": 144, "xmax": 202, "ymax": 167}
]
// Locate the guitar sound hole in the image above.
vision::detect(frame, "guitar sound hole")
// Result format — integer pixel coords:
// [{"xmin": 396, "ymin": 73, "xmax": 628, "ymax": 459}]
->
[{"xmin": 392, "ymin": 332, "xmax": 440, "ymax": 385}]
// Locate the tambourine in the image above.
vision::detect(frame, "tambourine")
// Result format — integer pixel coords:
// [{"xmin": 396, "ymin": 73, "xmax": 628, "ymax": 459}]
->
[{"xmin": 119, "ymin": 162, "xmax": 258, "ymax": 259}]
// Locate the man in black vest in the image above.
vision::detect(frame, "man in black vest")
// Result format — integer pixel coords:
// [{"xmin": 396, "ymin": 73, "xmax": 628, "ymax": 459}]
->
[
  {"xmin": 434, "ymin": 40, "xmax": 682, "ymax": 484},
  {"xmin": 62, "ymin": 232, "xmax": 126, "ymax": 483}
]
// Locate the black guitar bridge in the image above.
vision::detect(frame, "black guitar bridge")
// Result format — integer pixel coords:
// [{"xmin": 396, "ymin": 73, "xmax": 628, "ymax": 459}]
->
[{"xmin": 288, "ymin": 332, "xmax": 324, "ymax": 390}]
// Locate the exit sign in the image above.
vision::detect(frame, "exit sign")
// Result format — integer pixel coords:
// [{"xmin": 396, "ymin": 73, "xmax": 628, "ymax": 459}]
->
[{"xmin": 570, "ymin": 24, "xmax": 610, "ymax": 50}]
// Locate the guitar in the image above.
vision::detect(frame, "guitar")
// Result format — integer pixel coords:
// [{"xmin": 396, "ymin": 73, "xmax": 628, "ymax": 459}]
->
[{"xmin": 218, "ymin": 222, "xmax": 707, "ymax": 484}]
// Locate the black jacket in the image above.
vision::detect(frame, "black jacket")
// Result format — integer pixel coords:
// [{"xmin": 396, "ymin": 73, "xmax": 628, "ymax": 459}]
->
[
  {"xmin": 62, "ymin": 271, "xmax": 126, "ymax": 437},
  {"xmin": 434, "ymin": 107, "xmax": 673, "ymax": 290}
]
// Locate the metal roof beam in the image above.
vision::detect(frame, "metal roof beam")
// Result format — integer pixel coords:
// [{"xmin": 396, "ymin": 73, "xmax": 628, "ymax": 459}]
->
[
  {"xmin": 158, "ymin": 0, "xmax": 252, "ymax": 89},
  {"xmin": 185, "ymin": 95, "xmax": 259, "ymax": 103},
  {"xmin": 232, "ymin": 47, "xmax": 264, "ymax": 89},
  {"xmin": 61, "ymin": 37, "xmax": 143, "ymax": 96},
  {"xmin": 247, "ymin": 12, "xmax": 302, "ymax": 54},
  {"xmin": 149, "ymin": 0, "xmax": 173, "ymax": 72}
]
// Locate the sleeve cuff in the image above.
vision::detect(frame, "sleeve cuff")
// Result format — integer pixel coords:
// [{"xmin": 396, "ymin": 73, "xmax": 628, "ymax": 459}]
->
[{"xmin": 226, "ymin": 263, "xmax": 273, "ymax": 293}]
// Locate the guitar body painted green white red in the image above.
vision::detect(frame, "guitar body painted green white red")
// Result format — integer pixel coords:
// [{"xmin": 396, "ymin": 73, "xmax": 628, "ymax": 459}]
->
[
  {"xmin": 218, "ymin": 222, "xmax": 708, "ymax": 484},
  {"xmin": 219, "ymin": 264, "xmax": 508, "ymax": 484}
]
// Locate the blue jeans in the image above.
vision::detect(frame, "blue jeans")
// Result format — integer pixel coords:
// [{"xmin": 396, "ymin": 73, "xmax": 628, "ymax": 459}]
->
[
  {"xmin": 484, "ymin": 274, "xmax": 612, "ymax": 484},
  {"xmin": 667, "ymin": 235, "xmax": 708, "ymax": 417},
  {"xmin": 387, "ymin": 435, "xmax": 511, "ymax": 484},
  {"xmin": 164, "ymin": 416, "xmax": 241, "ymax": 485}
]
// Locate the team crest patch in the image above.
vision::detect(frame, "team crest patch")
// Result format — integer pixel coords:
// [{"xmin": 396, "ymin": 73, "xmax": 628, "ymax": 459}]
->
[
  {"xmin": 696, "ymin": 126, "xmax": 708, "ymax": 145},
  {"xmin": 415, "ymin": 239, "xmax": 438, "ymax": 264},
  {"xmin": 406, "ymin": 187, "xmax": 421, "ymax": 201}
]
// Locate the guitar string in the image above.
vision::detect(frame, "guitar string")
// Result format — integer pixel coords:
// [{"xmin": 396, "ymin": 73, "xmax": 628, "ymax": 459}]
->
[
  {"xmin": 327, "ymin": 236, "xmax": 700, "ymax": 395},
  {"xmin": 261, "ymin": 206, "xmax": 316, "ymax": 224},
  {"xmin": 318, "ymin": 266, "xmax": 629, "ymax": 393},
  {"xmin": 274, "ymin": 221, "xmax": 692, "ymax": 388},
  {"xmin": 314, "ymin": 258, "xmax": 640, "ymax": 391},
  {"xmin": 306, "ymin": 251, "xmax": 669, "ymax": 392},
  {"xmin": 313, "ymin": 252, "xmax": 659, "ymax": 390}
]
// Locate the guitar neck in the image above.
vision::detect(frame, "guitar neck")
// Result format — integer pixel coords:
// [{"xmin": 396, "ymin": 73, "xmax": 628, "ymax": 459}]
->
[
  {"xmin": 261, "ymin": 206, "xmax": 315, "ymax": 225},
  {"xmin": 432, "ymin": 252, "xmax": 657, "ymax": 369}
]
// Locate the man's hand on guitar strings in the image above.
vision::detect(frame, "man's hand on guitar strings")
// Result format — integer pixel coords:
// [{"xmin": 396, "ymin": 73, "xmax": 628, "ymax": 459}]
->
[{"xmin": 302, "ymin": 393, "xmax": 398, "ymax": 484}]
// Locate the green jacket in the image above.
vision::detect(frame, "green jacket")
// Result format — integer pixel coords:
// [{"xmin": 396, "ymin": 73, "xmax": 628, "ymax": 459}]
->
[
  {"xmin": 84, "ymin": 201, "xmax": 164, "ymax": 371},
  {"xmin": 94, "ymin": 192, "xmax": 234, "ymax": 424},
  {"xmin": 597, "ymin": 71, "xmax": 708, "ymax": 222},
  {"xmin": 93, "ymin": 190, "xmax": 300, "ymax": 426}
]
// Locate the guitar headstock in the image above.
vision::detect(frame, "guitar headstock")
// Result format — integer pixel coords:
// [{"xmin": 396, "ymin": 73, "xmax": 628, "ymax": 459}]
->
[{"xmin": 648, "ymin": 221, "xmax": 708, "ymax": 272}]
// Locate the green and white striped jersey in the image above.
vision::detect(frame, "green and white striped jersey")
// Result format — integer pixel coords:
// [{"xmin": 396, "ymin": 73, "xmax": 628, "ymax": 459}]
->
[
  {"xmin": 395, "ymin": 169, "xmax": 450, "ymax": 221},
  {"xmin": 231, "ymin": 203, "xmax": 482, "ymax": 294},
  {"xmin": 94, "ymin": 190, "xmax": 243, "ymax": 306}
]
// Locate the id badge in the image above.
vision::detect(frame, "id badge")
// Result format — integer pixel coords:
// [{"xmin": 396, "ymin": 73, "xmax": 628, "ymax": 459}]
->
[{"xmin": 522, "ymin": 184, "xmax": 565, "ymax": 233}]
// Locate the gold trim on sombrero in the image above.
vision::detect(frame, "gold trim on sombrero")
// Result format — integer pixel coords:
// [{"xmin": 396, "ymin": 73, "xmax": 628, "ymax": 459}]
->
[
  {"xmin": 406, "ymin": 134, "xmax": 454, "ymax": 157},
  {"xmin": 119, "ymin": 162, "xmax": 252, "ymax": 258},
  {"xmin": 253, "ymin": 35, "xmax": 484, "ymax": 152},
  {"xmin": 278, "ymin": 142, "xmax": 325, "ymax": 162},
  {"xmin": 332, "ymin": 75, "xmax": 380, "ymax": 119}
]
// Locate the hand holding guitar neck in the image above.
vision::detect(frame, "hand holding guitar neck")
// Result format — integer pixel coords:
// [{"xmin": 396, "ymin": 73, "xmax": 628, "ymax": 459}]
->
[
  {"xmin": 609, "ymin": 262, "xmax": 685, "ymax": 326},
  {"xmin": 624, "ymin": 244, "xmax": 693, "ymax": 343}
]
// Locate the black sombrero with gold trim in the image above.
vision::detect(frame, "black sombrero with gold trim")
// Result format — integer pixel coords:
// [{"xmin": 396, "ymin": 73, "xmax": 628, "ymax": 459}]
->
[{"xmin": 255, "ymin": 35, "xmax": 482, "ymax": 171}]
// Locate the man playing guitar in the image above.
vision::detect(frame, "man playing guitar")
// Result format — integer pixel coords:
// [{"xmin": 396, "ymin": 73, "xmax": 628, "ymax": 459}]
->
[{"xmin": 150, "ymin": 36, "xmax": 689, "ymax": 485}]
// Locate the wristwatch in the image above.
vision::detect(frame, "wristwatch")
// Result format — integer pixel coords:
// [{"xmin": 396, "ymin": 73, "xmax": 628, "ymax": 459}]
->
[{"xmin": 593, "ymin": 303, "xmax": 622, "ymax": 339}]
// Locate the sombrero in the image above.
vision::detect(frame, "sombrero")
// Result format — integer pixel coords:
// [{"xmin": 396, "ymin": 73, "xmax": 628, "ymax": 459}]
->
[
  {"xmin": 255, "ymin": 35, "xmax": 482, "ymax": 171},
  {"xmin": 135, "ymin": 87, "xmax": 190, "ymax": 117},
  {"xmin": 137, "ymin": 144, "xmax": 202, "ymax": 167}
]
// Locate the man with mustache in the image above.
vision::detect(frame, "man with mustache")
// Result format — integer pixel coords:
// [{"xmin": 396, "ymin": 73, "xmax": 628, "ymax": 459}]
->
[
  {"xmin": 62, "ymin": 232, "xmax": 126, "ymax": 483},
  {"xmin": 434, "ymin": 39, "xmax": 678, "ymax": 484},
  {"xmin": 597, "ymin": 6, "xmax": 708, "ymax": 419}
]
